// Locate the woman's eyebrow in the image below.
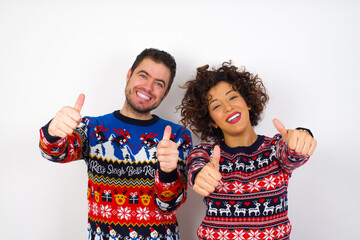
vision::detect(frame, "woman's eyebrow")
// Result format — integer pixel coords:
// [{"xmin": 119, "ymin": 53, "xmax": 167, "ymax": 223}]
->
[
  {"xmin": 226, "ymin": 90, "xmax": 235, "ymax": 95},
  {"xmin": 209, "ymin": 98, "xmax": 218, "ymax": 105}
]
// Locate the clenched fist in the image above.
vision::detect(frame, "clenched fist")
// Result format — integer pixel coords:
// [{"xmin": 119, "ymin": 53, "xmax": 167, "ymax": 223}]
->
[
  {"xmin": 156, "ymin": 126, "xmax": 179, "ymax": 173},
  {"xmin": 48, "ymin": 94, "xmax": 85, "ymax": 138}
]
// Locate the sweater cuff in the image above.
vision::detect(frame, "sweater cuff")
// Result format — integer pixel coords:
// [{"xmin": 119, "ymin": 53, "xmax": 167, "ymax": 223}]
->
[
  {"xmin": 41, "ymin": 120, "xmax": 62, "ymax": 143},
  {"xmin": 158, "ymin": 167, "xmax": 179, "ymax": 183},
  {"xmin": 190, "ymin": 169, "xmax": 202, "ymax": 187}
]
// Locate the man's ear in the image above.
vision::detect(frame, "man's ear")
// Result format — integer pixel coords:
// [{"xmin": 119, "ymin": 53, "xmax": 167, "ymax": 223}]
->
[{"xmin": 126, "ymin": 68, "xmax": 132, "ymax": 82}]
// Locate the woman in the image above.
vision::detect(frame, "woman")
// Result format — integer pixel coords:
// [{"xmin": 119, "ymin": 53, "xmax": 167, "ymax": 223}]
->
[{"xmin": 178, "ymin": 62, "xmax": 317, "ymax": 240}]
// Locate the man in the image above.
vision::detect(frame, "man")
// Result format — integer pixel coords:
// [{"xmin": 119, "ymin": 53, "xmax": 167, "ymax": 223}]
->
[{"xmin": 39, "ymin": 48, "xmax": 192, "ymax": 240}]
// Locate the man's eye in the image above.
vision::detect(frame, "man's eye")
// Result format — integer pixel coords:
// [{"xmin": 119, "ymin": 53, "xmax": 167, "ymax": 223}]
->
[
  {"xmin": 155, "ymin": 82, "xmax": 165, "ymax": 88},
  {"xmin": 140, "ymin": 74, "xmax": 147, "ymax": 79}
]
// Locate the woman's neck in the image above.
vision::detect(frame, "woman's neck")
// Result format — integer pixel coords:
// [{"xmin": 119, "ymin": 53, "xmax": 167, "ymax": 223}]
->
[{"xmin": 224, "ymin": 127, "xmax": 258, "ymax": 148}]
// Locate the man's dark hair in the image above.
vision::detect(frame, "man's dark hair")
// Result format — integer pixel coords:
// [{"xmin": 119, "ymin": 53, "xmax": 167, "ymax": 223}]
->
[{"xmin": 131, "ymin": 48, "xmax": 176, "ymax": 92}]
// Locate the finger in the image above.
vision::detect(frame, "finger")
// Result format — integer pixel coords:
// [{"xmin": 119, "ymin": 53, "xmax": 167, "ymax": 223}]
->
[
  {"xmin": 208, "ymin": 168, "xmax": 222, "ymax": 182},
  {"xmin": 74, "ymin": 93, "xmax": 85, "ymax": 112},
  {"xmin": 57, "ymin": 120, "xmax": 77, "ymax": 135},
  {"xmin": 61, "ymin": 114, "xmax": 81, "ymax": 130},
  {"xmin": 273, "ymin": 118, "xmax": 288, "ymax": 139},
  {"xmin": 162, "ymin": 125, "xmax": 172, "ymax": 141},
  {"xmin": 49, "ymin": 120, "xmax": 74, "ymax": 138},
  {"xmin": 287, "ymin": 131, "xmax": 297, "ymax": 150},
  {"xmin": 194, "ymin": 175, "xmax": 218, "ymax": 195},
  {"xmin": 211, "ymin": 145, "xmax": 221, "ymax": 170},
  {"xmin": 57, "ymin": 108, "xmax": 82, "ymax": 127},
  {"xmin": 308, "ymin": 139, "xmax": 317, "ymax": 156},
  {"xmin": 197, "ymin": 182, "xmax": 216, "ymax": 195},
  {"xmin": 193, "ymin": 184, "xmax": 211, "ymax": 197},
  {"xmin": 49, "ymin": 126, "xmax": 68, "ymax": 138},
  {"xmin": 295, "ymin": 134, "xmax": 310, "ymax": 156},
  {"xmin": 199, "ymin": 168, "xmax": 221, "ymax": 187}
]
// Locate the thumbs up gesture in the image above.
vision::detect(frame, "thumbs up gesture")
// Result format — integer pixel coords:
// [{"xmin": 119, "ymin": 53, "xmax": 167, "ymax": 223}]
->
[
  {"xmin": 193, "ymin": 145, "xmax": 222, "ymax": 197},
  {"xmin": 273, "ymin": 118, "xmax": 317, "ymax": 156},
  {"xmin": 48, "ymin": 94, "xmax": 85, "ymax": 138},
  {"xmin": 156, "ymin": 126, "xmax": 180, "ymax": 173}
]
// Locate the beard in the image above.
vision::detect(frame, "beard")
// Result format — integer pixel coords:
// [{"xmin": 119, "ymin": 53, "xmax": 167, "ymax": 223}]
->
[
  {"xmin": 125, "ymin": 95, "xmax": 159, "ymax": 114},
  {"xmin": 124, "ymin": 88, "xmax": 165, "ymax": 115}
]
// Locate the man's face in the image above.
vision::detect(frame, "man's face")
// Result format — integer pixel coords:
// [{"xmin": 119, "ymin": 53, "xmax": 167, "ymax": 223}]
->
[{"xmin": 124, "ymin": 58, "xmax": 171, "ymax": 116}]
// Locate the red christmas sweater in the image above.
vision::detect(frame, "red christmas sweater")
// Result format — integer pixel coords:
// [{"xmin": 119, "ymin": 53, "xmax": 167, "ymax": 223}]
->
[
  {"xmin": 187, "ymin": 134, "xmax": 309, "ymax": 240},
  {"xmin": 39, "ymin": 111, "xmax": 192, "ymax": 240}
]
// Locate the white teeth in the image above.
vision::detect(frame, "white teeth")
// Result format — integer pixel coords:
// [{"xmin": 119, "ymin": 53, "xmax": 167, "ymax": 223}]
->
[
  {"xmin": 137, "ymin": 92, "xmax": 150, "ymax": 100},
  {"xmin": 227, "ymin": 113, "xmax": 240, "ymax": 122}
]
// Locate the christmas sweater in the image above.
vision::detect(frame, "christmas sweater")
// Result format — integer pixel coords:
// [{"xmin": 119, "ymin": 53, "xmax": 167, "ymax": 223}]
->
[
  {"xmin": 187, "ymin": 134, "xmax": 309, "ymax": 240},
  {"xmin": 39, "ymin": 111, "xmax": 192, "ymax": 240}
]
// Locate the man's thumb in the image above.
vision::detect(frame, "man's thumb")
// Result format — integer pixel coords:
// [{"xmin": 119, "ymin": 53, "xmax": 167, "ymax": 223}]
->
[
  {"xmin": 74, "ymin": 93, "xmax": 85, "ymax": 112},
  {"xmin": 211, "ymin": 145, "xmax": 221, "ymax": 170},
  {"xmin": 162, "ymin": 125, "xmax": 172, "ymax": 141}
]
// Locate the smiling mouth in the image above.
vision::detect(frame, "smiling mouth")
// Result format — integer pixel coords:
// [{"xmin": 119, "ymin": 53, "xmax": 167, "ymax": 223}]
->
[
  {"xmin": 136, "ymin": 91, "xmax": 151, "ymax": 101},
  {"xmin": 226, "ymin": 112, "xmax": 241, "ymax": 123}
]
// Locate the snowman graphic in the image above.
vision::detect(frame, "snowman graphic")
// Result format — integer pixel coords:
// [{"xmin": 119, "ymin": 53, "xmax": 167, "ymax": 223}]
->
[
  {"xmin": 108, "ymin": 226, "xmax": 119, "ymax": 240},
  {"xmin": 127, "ymin": 228, "xmax": 140, "ymax": 240},
  {"xmin": 150, "ymin": 228, "xmax": 160, "ymax": 240},
  {"xmin": 165, "ymin": 227, "xmax": 174, "ymax": 240},
  {"xmin": 87, "ymin": 221, "xmax": 92, "ymax": 240},
  {"xmin": 94, "ymin": 224, "xmax": 104, "ymax": 240},
  {"xmin": 174, "ymin": 226, "xmax": 180, "ymax": 240}
]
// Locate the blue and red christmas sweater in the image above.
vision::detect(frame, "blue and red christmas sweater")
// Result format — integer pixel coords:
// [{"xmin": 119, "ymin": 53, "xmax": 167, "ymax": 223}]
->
[
  {"xmin": 187, "ymin": 134, "xmax": 309, "ymax": 240},
  {"xmin": 39, "ymin": 111, "xmax": 192, "ymax": 240}
]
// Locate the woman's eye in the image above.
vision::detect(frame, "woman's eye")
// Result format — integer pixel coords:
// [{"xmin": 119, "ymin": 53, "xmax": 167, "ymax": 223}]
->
[
  {"xmin": 212, "ymin": 105, "xmax": 220, "ymax": 110},
  {"xmin": 230, "ymin": 95, "xmax": 238, "ymax": 100}
]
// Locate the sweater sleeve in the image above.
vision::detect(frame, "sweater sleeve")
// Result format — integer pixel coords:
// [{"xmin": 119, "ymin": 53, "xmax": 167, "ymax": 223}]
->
[
  {"xmin": 154, "ymin": 128, "xmax": 192, "ymax": 214},
  {"xmin": 274, "ymin": 133, "xmax": 310, "ymax": 174},
  {"xmin": 186, "ymin": 144, "xmax": 212, "ymax": 188},
  {"xmin": 39, "ymin": 118, "xmax": 89, "ymax": 163}
]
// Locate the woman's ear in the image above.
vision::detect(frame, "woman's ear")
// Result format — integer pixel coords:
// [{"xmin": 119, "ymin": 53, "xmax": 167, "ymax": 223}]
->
[{"xmin": 210, "ymin": 121, "xmax": 218, "ymax": 129}]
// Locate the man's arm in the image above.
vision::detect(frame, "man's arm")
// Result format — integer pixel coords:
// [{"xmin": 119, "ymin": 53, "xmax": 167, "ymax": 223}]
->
[
  {"xmin": 39, "ymin": 94, "xmax": 88, "ymax": 163},
  {"xmin": 154, "ymin": 126, "xmax": 191, "ymax": 214}
]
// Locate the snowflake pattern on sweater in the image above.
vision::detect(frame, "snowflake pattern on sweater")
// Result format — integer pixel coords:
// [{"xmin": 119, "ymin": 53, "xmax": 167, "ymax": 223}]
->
[
  {"xmin": 39, "ymin": 111, "xmax": 192, "ymax": 240},
  {"xmin": 187, "ymin": 134, "xmax": 309, "ymax": 240}
]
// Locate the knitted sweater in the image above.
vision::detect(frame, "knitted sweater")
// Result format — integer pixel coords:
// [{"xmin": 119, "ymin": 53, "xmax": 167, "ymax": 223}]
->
[
  {"xmin": 187, "ymin": 134, "xmax": 309, "ymax": 240},
  {"xmin": 39, "ymin": 111, "xmax": 192, "ymax": 240}
]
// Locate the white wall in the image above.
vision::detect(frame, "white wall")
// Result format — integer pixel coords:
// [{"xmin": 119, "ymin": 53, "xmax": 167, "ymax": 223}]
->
[{"xmin": 1, "ymin": 0, "xmax": 359, "ymax": 239}]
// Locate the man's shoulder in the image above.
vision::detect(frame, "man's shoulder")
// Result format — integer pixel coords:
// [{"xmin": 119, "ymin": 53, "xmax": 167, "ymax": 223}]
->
[
  {"xmin": 83, "ymin": 111, "xmax": 116, "ymax": 121},
  {"xmin": 157, "ymin": 117, "xmax": 190, "ymax": 133}
]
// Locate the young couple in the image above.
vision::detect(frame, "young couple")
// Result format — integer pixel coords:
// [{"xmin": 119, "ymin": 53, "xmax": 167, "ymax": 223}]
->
[{"xmin": 39, "ymin": 48, "xmax": 316, "ymax": 240}]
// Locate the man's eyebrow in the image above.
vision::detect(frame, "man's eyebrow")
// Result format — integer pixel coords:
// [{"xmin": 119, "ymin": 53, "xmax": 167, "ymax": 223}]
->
[
  {"xmin": 137, "ymin": 70, "xmax": 166, "ymax": 86},
  {"xmin": 137, "ymin": 70, "xmax": 150, "ymax": 76}
]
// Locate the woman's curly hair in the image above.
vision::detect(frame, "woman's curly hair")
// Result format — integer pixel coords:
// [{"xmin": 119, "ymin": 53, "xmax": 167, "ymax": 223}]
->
[{"xmin": 177, "ymin": 61, "xmax": 269, "ymax": 142}]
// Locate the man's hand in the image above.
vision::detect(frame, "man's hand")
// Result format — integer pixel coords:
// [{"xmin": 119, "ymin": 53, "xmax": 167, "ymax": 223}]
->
[
  {"xmin": 273, "ymin": 118, "xmax": 317, "ymax": 156},
  {"xmin": 156, "ymin": 126, "xmax": 179, "ymax": 173},
  {"xmin": 48, "ymin": 94, "xmax": 85, "ymax": 138},
  {"xmin": 193, "ymin": 145, "xmax": 222, "ymax": 197}
]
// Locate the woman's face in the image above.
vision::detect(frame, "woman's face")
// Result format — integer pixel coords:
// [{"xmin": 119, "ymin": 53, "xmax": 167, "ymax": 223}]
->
[{"xmin": 207, "ymin": 81, "xmax": 252, "ymax": 139}]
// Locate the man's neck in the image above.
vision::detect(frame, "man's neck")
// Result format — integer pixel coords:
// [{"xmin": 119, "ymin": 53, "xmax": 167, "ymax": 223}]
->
[{"xmin": 120, "ymin": 106, "xmax": 153, "ymax": 121}]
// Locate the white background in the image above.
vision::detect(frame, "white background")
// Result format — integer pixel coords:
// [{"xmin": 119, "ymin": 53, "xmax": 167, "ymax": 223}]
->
[{"xmin": 1, "ymin": 0, "xmax": 359, "ymax": 239}]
